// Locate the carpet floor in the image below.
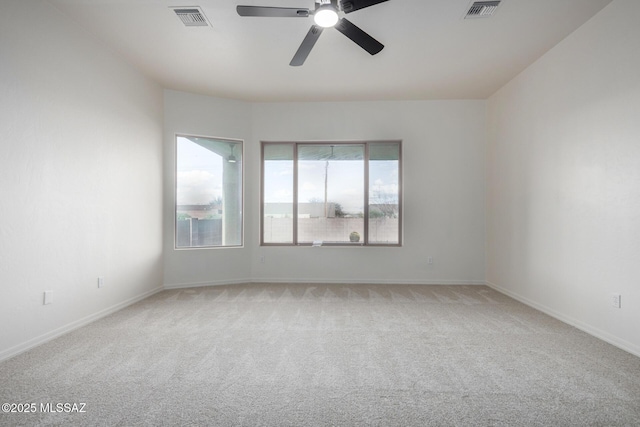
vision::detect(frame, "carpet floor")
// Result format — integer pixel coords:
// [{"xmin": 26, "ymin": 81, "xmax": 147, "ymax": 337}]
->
[{"xmin": 1, "ymin": 283, "xmax": 639, "ymax": 426}]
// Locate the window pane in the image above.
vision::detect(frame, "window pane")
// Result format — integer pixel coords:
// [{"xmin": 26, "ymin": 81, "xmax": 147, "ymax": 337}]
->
[
  {"xmin": 297, "ymin": 144, "xmax": 364, "ymax": 244},
  {"xmin": 261, "ymin": 140, "xmax": 401, "ymax": 247},
  {"xmin": 368, "ymin": 143, "xmax": 400, "ymax": 244},
  {"xmin": 176, "ymin": 136, "xmax": 242, "ymax": 248},
  {"xmin": 263, "ymin": 144, "xmax": 294, "ymax": 243}
]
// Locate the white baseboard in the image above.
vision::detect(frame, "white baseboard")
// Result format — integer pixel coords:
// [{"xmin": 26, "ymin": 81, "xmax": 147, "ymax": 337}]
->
[
  {"xmin": 486, "ymin": 281, "xmax": 640, "ymax": 359},
  {"xmin": 163, "ymin": 278, "xmax": 253, "ymax": 289},
  {"xmin": 253, "ymin": 278, "xmax": 485, "ymax": 285},
  {"xmin": 11, "ymin": 281, "xmax": 632, "ymax": 364},
  {"xmin": 0, "ymin": 286, "xmax": 163, "ymax": 363},
  {"xmin": 164, "ymin": 278, "xmax": 486, "ymax": 289}
]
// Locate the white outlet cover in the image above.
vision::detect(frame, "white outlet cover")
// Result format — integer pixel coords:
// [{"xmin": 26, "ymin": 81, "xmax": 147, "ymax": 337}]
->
[
  {"xmin": 611, "ymin": 293, "xmax": 621, "ymax": 308},
  {"xmin": 43, "ymin": 290, "xmax": 53, "ymax": 305}
]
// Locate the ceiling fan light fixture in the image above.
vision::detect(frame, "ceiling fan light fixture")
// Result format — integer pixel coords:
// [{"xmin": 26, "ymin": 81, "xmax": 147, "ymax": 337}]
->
[{"xmin": 314, "ymin": 6, "xmax": 339, "ymax": 28}]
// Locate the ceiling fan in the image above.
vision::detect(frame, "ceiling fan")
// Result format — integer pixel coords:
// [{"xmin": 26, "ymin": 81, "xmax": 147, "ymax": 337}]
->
[{"xmin": 236, "ymin": 0, "xmax": 388, "ymax": 66}]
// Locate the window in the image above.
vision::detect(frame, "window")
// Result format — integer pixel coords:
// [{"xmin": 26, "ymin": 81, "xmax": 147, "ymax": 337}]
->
[
  {"xmin": 175, "ymin": 135, "xmax": 243, "ymax": 248},
  {"xmin": 261, "ymin": 141, "xmax": 401, "ymax": 246}
]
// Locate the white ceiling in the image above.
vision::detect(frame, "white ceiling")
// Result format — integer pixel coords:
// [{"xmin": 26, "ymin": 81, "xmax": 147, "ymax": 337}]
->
[{"xmin": 47, "ymin": 0, "xmax": 613, "ymax": 102}]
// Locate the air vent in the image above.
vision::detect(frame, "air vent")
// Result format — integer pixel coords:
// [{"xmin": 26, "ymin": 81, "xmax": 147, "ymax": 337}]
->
[
  {"xmin": 465, "ymin": 1, "xmax": 501, "ymax": 19},
  {"xmin": 172, "ymin": 7, "xmax": 210, "ymax": 27}
]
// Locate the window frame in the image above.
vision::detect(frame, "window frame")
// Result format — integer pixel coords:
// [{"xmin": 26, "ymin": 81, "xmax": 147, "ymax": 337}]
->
[
  {"xmin": 174, "ymin": 133, "xmax": 244, "ymax": 250},
  {"xmin": 260, "ymin": 140, "xmax": 402, "ymax": 247}
]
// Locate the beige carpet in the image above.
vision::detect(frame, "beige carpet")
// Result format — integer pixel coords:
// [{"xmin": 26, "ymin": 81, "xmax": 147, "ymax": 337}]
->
[{"xmin": 1, "ymin": 283, "xmax": 639, "ymax": 426}]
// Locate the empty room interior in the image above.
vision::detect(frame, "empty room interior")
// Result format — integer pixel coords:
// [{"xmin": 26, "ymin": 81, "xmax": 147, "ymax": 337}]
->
[{"xmin": 1, "ymin": 0, "xmax": 639, "ymax": 425}]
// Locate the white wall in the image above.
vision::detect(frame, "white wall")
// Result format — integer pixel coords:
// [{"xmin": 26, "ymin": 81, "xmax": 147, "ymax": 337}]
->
[
  {"xmin": 487, "ymin": 0, "xmax": 640, "ymax": 356},
  {"xmin": 251, "ymin": 101, "xmax": 486, "ymax": 284},
  {"xmin": 164, "ymin": 93, "xmax": 486, "ymax": 287},
  {"xmin": 0, "ymin": 1, "xmax": 164, "ymax": 360},
  {"xmin": 163, "ymin": 91, "xmax": 254, "ymax": 287}
]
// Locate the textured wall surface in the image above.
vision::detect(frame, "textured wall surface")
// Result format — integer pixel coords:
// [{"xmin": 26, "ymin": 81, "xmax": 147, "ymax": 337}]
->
[
  {"xmin": 163, "ymin": 91, "xmax": 253, "ymax": 287},
  {"xmin": 487, "ymin": 0, "xmax": 640, "ymax": 356},
  {"xmin": 163, "ymin": 94, "xmax": 486, "ymax": 287},
  {"xmin": 0, "ymin": 1, "xmax": 164, "ymax": 359}
]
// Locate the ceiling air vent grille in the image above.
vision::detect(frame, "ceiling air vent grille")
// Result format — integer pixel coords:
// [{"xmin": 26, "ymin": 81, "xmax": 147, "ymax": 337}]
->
[
  {"xmin": 465, "ymin": 1, "xmax": 501, "ymax": 19},
  {"xmin": 172, "ymin": 7, "xmax": 210, "ymax": 26}
]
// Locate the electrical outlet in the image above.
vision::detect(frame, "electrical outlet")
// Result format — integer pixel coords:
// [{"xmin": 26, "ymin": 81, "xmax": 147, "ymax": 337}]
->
[
  {"xmin": 43, "ymin": 290, "xmax": 53, "ymax": 305},
  {"xmin": 98, "ymin": 277, "xmax": 105, "ymax": 288},
  {"xmin": 428, "ymin": 256, "xmax": 433, "ymax": 265},
  {"xmin": 611, "ymin": 293, "xmax": 621, "ymax": 308},
  {"xmin": 260, "ymin": 255, "xmax": 265, "ymax": 264}
]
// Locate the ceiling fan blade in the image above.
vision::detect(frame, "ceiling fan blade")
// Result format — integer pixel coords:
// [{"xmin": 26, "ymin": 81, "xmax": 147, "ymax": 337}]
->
[
  {"xmin": 236, "ymin": 5, "xmax": 310, "ymax": 17},
  {"xmin": 334, "ymin": 18, "xmax": 384, "ymax": 55},
  {"xmin": 290, "ymin": 25, "xmax": 324, "ymax": 66},
  {"xmin": 339, "ymin": 0, "xmax": 388, "ymax": 14}
]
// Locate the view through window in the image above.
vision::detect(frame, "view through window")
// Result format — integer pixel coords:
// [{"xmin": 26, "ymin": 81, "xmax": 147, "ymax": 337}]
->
[
  {"xmin": 176, "ymin": 135, "xmax": 243, "ymax": 248},
  {"xmin": 262, "ymin": 141, "xmax": 401, "ymax": 246}
]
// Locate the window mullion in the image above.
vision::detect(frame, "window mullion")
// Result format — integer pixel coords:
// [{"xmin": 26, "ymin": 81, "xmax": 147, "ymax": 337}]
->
[
  {"xmin": 293, "ymin": 142, "xmax": 299, "ymax": 245},
  {"xmin": 260, "ymin": 142, "xmax": 264, "ymax": 246},
  {"xmin": 363, "ymin": 142, "xmax": 370, "ymax": 246},
  {"xmin": 397, "ymin": 141, "xmax": 403, "ymax": 246}
]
